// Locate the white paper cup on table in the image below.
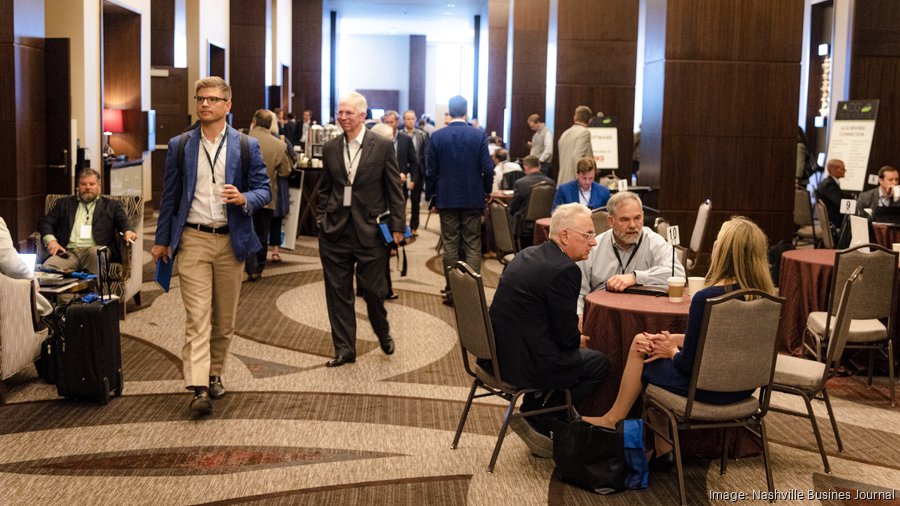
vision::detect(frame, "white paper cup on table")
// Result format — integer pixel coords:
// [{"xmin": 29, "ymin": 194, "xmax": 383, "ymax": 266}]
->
[
  {"xmin": 687, "ymin": 276, "xmax": 705, "ymax": 297},
  {"xmin": 893, "ymin": 185, "xmax": 900, "ymax": 201},
  {"xmin": 667, "ymin": 277, "xmax": 685, "ymax": 303},
  {"xmin": 893, "ymin": 243, "xmax": 900, "ymax": 253}
]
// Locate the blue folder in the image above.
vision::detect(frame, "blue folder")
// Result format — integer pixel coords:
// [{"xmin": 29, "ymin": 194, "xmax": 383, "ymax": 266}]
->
[{"xmin": 155, "ymin": 257, "xmax": 173, "ymax": 292}]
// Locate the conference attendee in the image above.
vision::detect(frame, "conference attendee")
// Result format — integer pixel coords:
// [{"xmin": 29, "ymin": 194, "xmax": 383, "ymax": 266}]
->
[
  {"xmin": 39, "ymin": 168, "xmax": 137, "ymax": 275},
  {"xmin": 816, "ymin": 158, "xmax": 846, "ymax": 240},
  {"xmin": 316, "ymin": 91, "xmax": 405, "ymax": 367},
  {"xmin": 509, "ymin": 155, "xmax": 555, "ymax": 249},
  {"xmin": 552, "ymin": 157, "xmax": 611, "ymax": 210},
  {"xmin": 152, "ymin": 77, "xmax": 271, "ymax": 415},
  {"xmin": 578, "ymin": 191, "xmax": 684, "ymax": 316},
  {"xmin": 368, "ymin": 122, "xmax": 403, "ymax": 301},
  {"xmin": 245, "ymin": 109, "xmax": 292, "ymax": 280},
  {"xmin": 425, "ymin": 95, "xmax": 493, "ymax": 306},
  {"xmin": 489, "ymin": 203, "xmax": 610, "ymax": 457},
  {"xmin": 0, "ymin": 217, "xmax": 52, "ymax": 316},
  {"xmin": 282, "ymin": 112, "xmax": 299, "ymax": 147},
  {"xmin": 526, "ymin": 114, "xmax": 553, "ymax": 175},
  {"xmin": 557, "ymin": 105, "xmax": 593, "ymax": 184},
  {"xmin": 383, "ymin": 110, "xmax": 419, "ymax": 229},
  {"xmin": 299, "ymin": 109, "xmax": 312, "ymax": 150},
  {"xmin": 401, "ymin": 109, "xmax": 429, "ymax": 234},
  {"xmin": 582, "ymin": 217, "xmax": 776, "ymax": 430},
  {"xmin": 491, "ymin": 148, "xmax": 523, "ymax": 192},
  {"xmin": 858, "ymin": 165, "xmax": 899, "ymax": 210}
]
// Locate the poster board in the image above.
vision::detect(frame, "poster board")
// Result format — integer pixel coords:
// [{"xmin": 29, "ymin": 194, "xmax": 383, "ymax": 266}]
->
[
  {"xmin": 281, "ymin": 173, "xmax": 304, "ymax": 250},
  {"xmin": 825, "ymin": 100, "xmax": 879, "ymax": 192},
  {"xmin": 589, "ymin": 116, "xmax": 619, "ymax": 170}
]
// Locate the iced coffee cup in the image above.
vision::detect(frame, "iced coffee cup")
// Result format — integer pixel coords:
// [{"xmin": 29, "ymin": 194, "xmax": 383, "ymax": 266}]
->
[{"xmin": 668, "ymin": 277, "xmax": 685, "ymax": 303}]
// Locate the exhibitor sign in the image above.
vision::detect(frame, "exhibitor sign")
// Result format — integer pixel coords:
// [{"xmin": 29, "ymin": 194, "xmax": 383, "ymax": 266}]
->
[
  {"xmin": 589, "ymin": 116, "xmax": 618, "ymax": 170},
  {"xmin": 825, "ymin": 100, "xmax": 878, "ymax": 192}
]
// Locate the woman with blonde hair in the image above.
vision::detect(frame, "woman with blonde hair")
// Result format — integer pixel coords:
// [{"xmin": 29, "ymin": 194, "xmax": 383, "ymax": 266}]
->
[{"xmin": 583, "ymin": 216, "xmax": 775, "ymax": 429}]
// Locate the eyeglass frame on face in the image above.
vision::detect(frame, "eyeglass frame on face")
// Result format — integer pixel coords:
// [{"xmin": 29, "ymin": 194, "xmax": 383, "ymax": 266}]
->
[
  {"xmin": 565, "ymin": 228, "xmax": 597, "ymax": 240},
  {"xmin": 194, "ymin": 95, "xmax": 228, "ymax": 105}
]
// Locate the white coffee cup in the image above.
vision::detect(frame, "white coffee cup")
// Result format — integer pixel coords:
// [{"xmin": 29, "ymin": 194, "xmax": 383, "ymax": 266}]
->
[
  {"xmin": 893, "ymin": 185, "xmax": 900, "ymax": 201},
  {"xmin": 893, "ymin": 243, "xmax": 900, "ymax": 253},
  {"xmin": 687, "ymin": 276, "xmax": 705, "ymax": 297},
  {"xmin": 667, "ymin": 277, "xmax": 685, "ymax": 303}
]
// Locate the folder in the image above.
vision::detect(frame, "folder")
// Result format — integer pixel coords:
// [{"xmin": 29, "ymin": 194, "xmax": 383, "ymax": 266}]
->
[{"xmin": 155, "ymin": 257, "xmax": 174, "ymax": 292}]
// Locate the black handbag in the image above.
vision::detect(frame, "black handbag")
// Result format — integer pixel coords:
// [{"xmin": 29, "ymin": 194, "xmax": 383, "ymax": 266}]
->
[{"xmin": 552, "ymin": 418, "xmax": 649, "ymax": 494}]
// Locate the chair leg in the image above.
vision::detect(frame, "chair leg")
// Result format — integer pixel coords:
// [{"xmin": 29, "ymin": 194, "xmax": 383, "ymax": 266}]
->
[
  {"xmin": 821, "ymin": 388, "xmax": 843, "ymax": 452},
  {"xmin": 667, "ymin": 415, "xmax": 687, "ymax": 506},
  {"xmin": 867, "ymin": 349, "xmax": 875, "ymax": 388},
  {"xmin": 801, "ymin": 392, "xmax": 830, "ymax": 473},
  {"xmin": 760, "ymin": 419, "xmax": 775, "ymax": 502},
  {"xmin": 133, "ymin": 290, "xmax": 142, "ymax": 307},
  {"xmin": 451, "ymin": 380, "xmax": 479, "ymax": 450},
  {"xmin": 488, "ymin": 392, "xmax": 523, "ymax": 473},
  {"xmin": 719, "ymin": 428, "xmax": 729, "ymax": 476},
  {"xmin": 888, "ymin": 340, "xmax": 895, "ymax": 407}
]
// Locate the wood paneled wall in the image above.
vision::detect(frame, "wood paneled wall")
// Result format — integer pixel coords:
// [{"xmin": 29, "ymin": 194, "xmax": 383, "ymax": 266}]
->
[
  {"xmin": 507, "ymin": 0, "xmax": 549, "ymax": 159},
  {"xmin": 642, "ymin": 0, "xmax": 803, "ymax": 251},
  {"xmin": 408, "ymin": 35, "xmax": 426, "ymax": 117},
  {"xmin": 487, "ymin": 0, "xmax": 509, "ymax": 136},
  {"xmin": 151, "ymin": 0, "xmax": 174, "ymax": 67},
  {"xmin": 0, "ymin": 0, "xmax": 46, "ymax": 245},
  {"xmin": 292, "ymin": 0, "xmax": 322, "ymax": 124},
  {"xmin": 851, "ymin": 0, "xmax": 900, "ymax": 187},
  {"xmin": 554, "ymin": 0, "xmax": 637, "ymax": 178},
  {"xmin": 230, "ymin": 0, "xmax": 267, "ymax": 129}
]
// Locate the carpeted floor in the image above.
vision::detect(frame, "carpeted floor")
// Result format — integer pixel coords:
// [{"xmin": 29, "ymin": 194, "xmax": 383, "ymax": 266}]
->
[{"xmin": 1, "ymin": 211, "xmax": 899, "ymax": 505}]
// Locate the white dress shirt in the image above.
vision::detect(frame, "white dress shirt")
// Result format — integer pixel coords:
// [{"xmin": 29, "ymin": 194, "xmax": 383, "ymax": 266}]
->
[
  {"xmin": 187, "ymin": 125, "xmax": 229, "ymax": 227},
  {"xmin": 343, "ymin": 127, "xmax": 366, "ymax": 184}
]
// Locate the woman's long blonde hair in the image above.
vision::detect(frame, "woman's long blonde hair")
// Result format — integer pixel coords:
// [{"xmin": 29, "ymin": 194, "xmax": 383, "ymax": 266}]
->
[{"xmin": 705, "ymin": 216, "xmax": 775, "ymax": 296}]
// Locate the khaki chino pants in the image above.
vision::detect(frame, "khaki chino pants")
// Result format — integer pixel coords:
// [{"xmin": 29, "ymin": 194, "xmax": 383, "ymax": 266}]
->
[{"xmin": 177, "ymin": 227, "xmax": 243, "ymax": 387}]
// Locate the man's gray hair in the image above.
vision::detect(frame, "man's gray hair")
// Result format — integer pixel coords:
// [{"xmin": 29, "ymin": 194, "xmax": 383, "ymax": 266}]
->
[
  {"xmin": 340, "ymin": 91, "xmax": 368, "ymax": 114},
  {"xmin": 606, "ymin": 191, "xmax": 642, "ymax": 217},
  {"xmin": 549, "ymin": 203, "xmax": 591, "ymax": 239},
  {"xmin": 78, "ymin": 168, "xmax": 102, "ymax": 182},
  {"xmin": 383, "ymin": 110, "xmax": 399, "ymax": 121},
  {"xmin": 370, "ymin": 123, "xmax": 393, "ymax": 141}
]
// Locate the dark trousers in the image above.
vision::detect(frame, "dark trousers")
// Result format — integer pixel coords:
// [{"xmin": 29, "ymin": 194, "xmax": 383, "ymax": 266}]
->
[
  {"xmin": 439, "ymin": 209, "xmax": 482, "ymax": 294},
  {"xmin": 245, "ymin": 208, "xmax": 274, "ymax": 275},
  {"xmin": 319, "ymin": 224, "xmax": 390, "ymax": 358},
  {"xmin": 269, "ymin": 215, "xmax": 284, "ymax": 246},
  {"xmin": 407, "ymin": 184, "xmax": 423, "ymax": 230}
]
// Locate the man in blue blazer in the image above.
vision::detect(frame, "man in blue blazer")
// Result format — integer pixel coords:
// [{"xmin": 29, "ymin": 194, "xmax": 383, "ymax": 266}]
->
[
  {"xmin": 552, "ymin": 157, "xmax": 611, "ymax": 211},
  {"xmin": 425, "ymin": 95, "xmax": 493, "ymax": 305},
  {"xmin": 152, "ymin": 77, "xmax": 271, "ymax": 415}
]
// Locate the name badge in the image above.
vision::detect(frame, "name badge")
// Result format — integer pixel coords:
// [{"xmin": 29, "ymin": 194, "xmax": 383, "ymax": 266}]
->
[
  {"xmin": 211, "ymin": 202, "xmax": 227, "ymax": 221},
  {"xmin": 343, "ymin": 186, "xmax": 352, "ymax": 207},
  {"xmin": 80, "ymin": 224, "xmax": 92, "ymax": 240}
]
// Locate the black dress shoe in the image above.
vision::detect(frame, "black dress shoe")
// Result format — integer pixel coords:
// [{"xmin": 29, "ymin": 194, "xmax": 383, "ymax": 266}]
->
[
  {"xmin": 190, "ymin": 389, "xmax": 212, "ymax": 415},
  {"xmin": 386, "ymin": 292, "xmax": 399, "ymax": 300},
  {"xmin": 326, "ymin": 355, "xmax": 356, "ymax": 367},
  {"xmin": 442, "ymin": 298, "xmax": 455, "ymax": 307},
  {"xmin": 379, "ymin": 335, "xmax": 395, "ymax": 355},
  {"xmin": 209, "ymin": 376, "xmax": 225, "ymax": 399}
]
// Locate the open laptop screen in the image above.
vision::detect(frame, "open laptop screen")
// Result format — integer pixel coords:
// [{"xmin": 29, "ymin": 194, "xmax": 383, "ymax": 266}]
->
[{"xmin": 17, "ymin": 253, "xmax": 36, "ymax": 274}]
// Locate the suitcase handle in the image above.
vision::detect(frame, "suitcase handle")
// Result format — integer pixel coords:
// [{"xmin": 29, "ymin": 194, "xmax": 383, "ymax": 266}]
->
[{"xmin": 95, "ymin": 246, "xmax": 112, "ymax": 301}]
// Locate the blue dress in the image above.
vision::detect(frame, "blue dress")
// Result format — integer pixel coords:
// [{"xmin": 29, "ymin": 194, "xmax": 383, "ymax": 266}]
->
[{"xmin": 641, "ymin": 285, "xmax": 754, "ymax": 404}]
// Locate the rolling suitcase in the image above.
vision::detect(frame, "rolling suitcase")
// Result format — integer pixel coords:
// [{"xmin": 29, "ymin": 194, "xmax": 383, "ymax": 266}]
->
[{"xmin": 55, "ymin": 246, "xmax": 124, "ymax": 403}]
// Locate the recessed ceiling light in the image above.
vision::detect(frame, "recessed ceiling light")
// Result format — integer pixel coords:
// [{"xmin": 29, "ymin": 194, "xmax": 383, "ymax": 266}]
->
[
  {"xmin": 447, "ymin": 3, "xmax": 455, "ymax": 6},
  {"xmin": 444, "ymin": 11, "xmax": 451, "ymax": 15}
]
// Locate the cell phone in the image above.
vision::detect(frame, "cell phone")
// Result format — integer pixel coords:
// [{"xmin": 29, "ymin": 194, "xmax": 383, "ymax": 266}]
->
[{"xmin": 57, "ymin": 251, "xmax": 70, "ymax": 258}]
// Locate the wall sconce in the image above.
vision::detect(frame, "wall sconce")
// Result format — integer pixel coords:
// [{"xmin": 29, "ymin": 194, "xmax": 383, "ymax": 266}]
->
[{"xmin": 103, "ymin": 108, "xmax": 124, "ymax": 158}]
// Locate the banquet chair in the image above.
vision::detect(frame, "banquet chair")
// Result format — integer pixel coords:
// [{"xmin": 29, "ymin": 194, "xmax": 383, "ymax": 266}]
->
[
  {"xmin": 591, "ymin": 207, "xmax": 610, "ymax": 235},
  {"xmin": 803, "ymin": 244, "xmax": 898, "ymax": 405},
  {"xmin": 642, "ymin": 289, "xmax": 784, "ymax": 506},
  {"xmin": 447, "ymin": 261, "xmax": 573, "ymax": 472},
  {"xmin": 794, "ymin": 188, "xmax": 817, "ymax": 247},
  {"xmin": 523, "ymin": 182, "xmax": 555, "ymax": 223},
  {"xmin": 683, "ymin": 199, "xmax": 711, "ymax": 275},
  {"xmin": 814, "ymin": 200, "xmax": 834, "ymax": 249},
  {"xmin": 489, "ymin": 200, "xmax": 517, "ymax": 267},
  {"xmin": 771, "ymin": 266, "xmax": 862, "ymax": 473}
]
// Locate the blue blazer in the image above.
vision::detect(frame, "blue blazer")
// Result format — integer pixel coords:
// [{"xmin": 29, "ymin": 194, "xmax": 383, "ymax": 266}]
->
[
  {"xmin": 552, "ymin": 180, "xmax": 610, "ymax": 210},
  {"xmin": 425, "ymin": 122, "xmax": 494, "ymax": 210},
  {"xmin": 156, "ymin": 125, "xmax": 271, "ymax": 261}
]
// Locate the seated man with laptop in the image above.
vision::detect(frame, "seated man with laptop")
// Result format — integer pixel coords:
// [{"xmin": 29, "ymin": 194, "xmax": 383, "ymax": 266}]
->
[
  {"xmin": 37, "ymin": 168, "xmax": 136, "ymax": 275},
  {"xmin": 577, "ymin": 191, "xmax": 685, "ymax": 320}
]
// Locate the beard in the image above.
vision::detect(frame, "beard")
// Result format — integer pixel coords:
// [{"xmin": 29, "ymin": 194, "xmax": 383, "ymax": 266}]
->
[
  {"xmin": 79, "ymin": 191, "xmax": 98, "ymax": 203},
  {"xmin": 613, "ymin": 229, "xmax": 640, "ymax": 246}
]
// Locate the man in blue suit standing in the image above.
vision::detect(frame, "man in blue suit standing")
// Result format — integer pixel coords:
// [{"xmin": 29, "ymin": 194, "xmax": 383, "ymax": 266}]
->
[
  {"xmin": 426, "ymin": 95, "xmax": 493, "ymax": 306},
  {"xmin": 152, "ymin": 77, "xmax": 271, "ymax": 415}
]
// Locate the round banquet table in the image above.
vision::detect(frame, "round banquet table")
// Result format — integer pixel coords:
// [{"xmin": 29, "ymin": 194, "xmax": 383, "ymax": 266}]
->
[
  {"xmin": 581, "ymin": 289, "xmax": 763, "ymax": 458},
  {"xmin": 534, "ymin": 217, "xmax": 551, "ymax": 246},
  {"xmin": 778, "ymin": 248, "xmax": 900, "ymax": 357}
]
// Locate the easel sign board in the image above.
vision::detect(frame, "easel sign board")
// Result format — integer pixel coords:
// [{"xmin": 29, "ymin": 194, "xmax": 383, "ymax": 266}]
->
[
  {"xmin": 589, "ymin": 127, "xmax": 619, "ymax": 170},
  {"xmin": 825, "ymin": 100, "xmax": 878, "ymax": 192}
]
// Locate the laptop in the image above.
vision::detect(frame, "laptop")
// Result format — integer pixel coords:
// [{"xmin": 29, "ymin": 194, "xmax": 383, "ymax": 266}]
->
[
  {"xmin": 17, "ymin": 253, "xmax": 36, "ymax": 274},
  {"xmin": 873, "ymin": 206, "xmax": 900, "ymax": 225}
]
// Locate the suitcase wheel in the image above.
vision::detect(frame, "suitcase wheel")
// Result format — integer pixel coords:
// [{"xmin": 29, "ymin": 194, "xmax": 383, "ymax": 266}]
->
[{"xmin": 101, "ymin": 377, "xmax": 111, "ymax": 405}]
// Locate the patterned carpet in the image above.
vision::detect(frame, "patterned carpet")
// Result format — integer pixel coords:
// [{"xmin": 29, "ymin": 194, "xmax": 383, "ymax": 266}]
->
[{"xmin": 1, "ymin": 212, "xmax": 899, "ymax": 505}]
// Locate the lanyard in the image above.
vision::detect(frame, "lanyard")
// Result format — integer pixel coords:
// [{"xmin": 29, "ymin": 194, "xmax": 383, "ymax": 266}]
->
[
  {"xmin": 81, "ymin": 201, "xmax": 95, "ymax": 224},
  {"xmin": 612, "ymin": 232, "xmax": 644, "ymax": 275},
  {"xmin": 202, "ymin": 136, "xmax": 226, "ymax": 184},
  {"xmin": 344, "ymin": 136, "xmax": 361, "ymax": 183}
]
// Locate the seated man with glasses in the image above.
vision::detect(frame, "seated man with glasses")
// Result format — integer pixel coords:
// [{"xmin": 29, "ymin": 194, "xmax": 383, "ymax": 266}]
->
[
  {"xmin": 487, "ymin": 203, "xmax": 611, "ymax": 458},
  {"xmin": 577, "ymin": 191, "xmax": 685, "ymax": 320}
]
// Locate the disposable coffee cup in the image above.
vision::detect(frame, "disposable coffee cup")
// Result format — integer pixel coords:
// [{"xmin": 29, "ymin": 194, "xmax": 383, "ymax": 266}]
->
[
  {"xmin": 667, "ymin": 277, "xmax": 685, "ymax": 303},
  {"xmin": 687, "ymin": 276, "xmax": 705, "ymax": 297},
  {"xmin": 893, "ymin": 243, "xmax": 900, "ymax": 253},
  {"xmin": 893, "ymin": 185, "xmax": 900, "ymax": 201}
]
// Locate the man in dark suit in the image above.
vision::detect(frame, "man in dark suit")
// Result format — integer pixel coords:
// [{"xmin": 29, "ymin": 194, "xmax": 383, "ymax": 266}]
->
[
  {"xmin": 426, "ymin": 95, "xmax": 494, "ymax": 305},
  {"xmin": 509, "ymin": 155, "xmax": 555, "ymax": 249},
  {"xmin": 39, "ymin": 168, "xmax": 137, "ymax": 274},
  {"xmin": 489, "ymin": 203, "xmax": 610, "ymax": 457},
  {"xmin": 401, "ymin": 109, "xmax": 429, "ymax": 233},
  {"xmin": 317, "ymin": 92, "xmax": 406, "ymax": 368},
  {"xmin": 816, "ymin": 158, "xmax": 846, "ymax": 242},
  {"xmin": 152, "ymin": 76, "xmax": 271, "ymax": 415},
  {"xmin": 382, "ymin": 110, "xmax": 419, "ymax": 215}
]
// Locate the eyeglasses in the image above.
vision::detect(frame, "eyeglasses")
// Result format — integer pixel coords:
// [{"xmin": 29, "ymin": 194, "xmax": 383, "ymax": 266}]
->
[
  {"xmin": 194, "ymin": 96, "xmax": 228, "ymax": 105},
  {"xmin": 566, "ymin": 229, "xmax": 597, "ymax": 240}
]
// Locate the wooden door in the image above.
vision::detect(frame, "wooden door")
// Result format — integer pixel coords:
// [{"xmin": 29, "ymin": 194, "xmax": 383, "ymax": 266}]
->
[{"xmin": 45, "ymin": 38, "xmax": 72, "ymax": 195}]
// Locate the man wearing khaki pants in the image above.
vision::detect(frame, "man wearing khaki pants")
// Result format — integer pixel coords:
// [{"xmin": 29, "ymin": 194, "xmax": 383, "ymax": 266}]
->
[{"xmin": 152, "ymin": 77, "xmax": 271, "ymax": 415}]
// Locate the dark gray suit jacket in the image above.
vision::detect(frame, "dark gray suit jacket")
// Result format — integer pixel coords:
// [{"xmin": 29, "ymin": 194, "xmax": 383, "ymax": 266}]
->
[
  {"xmin": 857, "ymin": 187, "xmax": 896, "ymax": 210},
  {"xmin": 316, "ymin": 129, "xmax": 406, "ymax": 248}
]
